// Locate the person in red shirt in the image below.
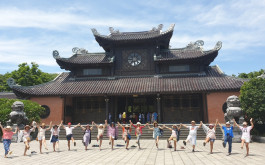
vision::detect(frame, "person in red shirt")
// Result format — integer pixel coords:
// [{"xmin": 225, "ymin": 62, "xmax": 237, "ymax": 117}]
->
[
  {"xmin": 130, "ymin": 121, "xmax": 147, "ymax": 149},
  {"xmin": 0, "ymin": 123, "xmax": 18, "ymax": 158}
]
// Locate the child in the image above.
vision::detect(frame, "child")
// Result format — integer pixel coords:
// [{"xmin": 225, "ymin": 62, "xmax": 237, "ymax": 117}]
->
[
  {"xmin": 147, "ymin": 122, "xmax": 164, "ymax": 149},
  {"xmin": 37, "ymin": 121, "xmax": 52, "ymax": 154},
  {"xmin": 0, "ymin": 123, "xmax": 18, "ymax": 158},
  {"xmin": 202, "ymin": 119, "xmax": 218, "ymax": 154},
  {"xmin": 218, "ymin": 121, "xmax": 234, "ymax": 155},
  {"xmin": 233, "ymin": 118, "xmax": 254, "ymax": 156},
  {"xmin": 130, "ymin": 121, "xmax": 147, "ymax": 149},
  {"xmin": 118, "ymin": 122, "xmax": 132, "ymax": 150},
  {"xmin": 22, "ymin": 124, "xmax": 36, "ymax": 156},
  {"xmin": 50, "ymin": 121, "xmax": 63, "ymax": 152},
  {"xmin": 108, "ymin": 121, "xmax": 119, "ymax": 150},
  {"xmin": 62, "ymin": 122, "xmax": 80, "ymax": 151},
  {"xmin": 182, "ymin": 121, "xmax": 202, "ymax": 152},
  {"xmin": 164, "ymin": 124, "xmax": 181, "ymax": 151},
  {"xmin": 80, "ymin": 123, "xmax": 93, "ymax": 150},
  {"xmin": 92, "ymin": 120, "xmax": 107, "ymax": 150}
]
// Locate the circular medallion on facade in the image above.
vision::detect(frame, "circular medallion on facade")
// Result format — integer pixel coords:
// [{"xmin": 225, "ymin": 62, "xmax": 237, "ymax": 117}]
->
[
  {"xmin": 128, "ymin": 53, "xmax": 141, "ymax": 66},
  {"xmin": 40, "ymin": 105, "xmax": 50, "ymax": 119}
]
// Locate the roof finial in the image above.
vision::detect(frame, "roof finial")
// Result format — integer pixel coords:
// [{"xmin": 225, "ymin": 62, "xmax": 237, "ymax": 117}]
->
[
  {"xmin": 214, "ymin": 41, "xmax": 222, "ymax": 50},
  {"xmin": 52, "ymin": 50, "xmax": 60, "ymax": 59},
  {"xmin": 7, "ymin": 78, "xmax": 16, "ymax": 88},
  {"xmin": 91, "ymin": 28, "xmax": 100, "ymax": 36}
]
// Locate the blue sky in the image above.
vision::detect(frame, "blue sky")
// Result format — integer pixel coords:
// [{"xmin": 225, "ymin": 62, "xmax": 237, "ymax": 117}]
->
[{"xmin": 0, "ymin": 0, "xmax": 264, "ymax": 75}]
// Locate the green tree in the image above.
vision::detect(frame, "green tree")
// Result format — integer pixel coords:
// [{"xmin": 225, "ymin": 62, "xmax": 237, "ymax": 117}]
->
[
  {"xmin": 0, "ymin": 62, "xmax": 58, "ymax": 92},
  {"xmin": 240, "ymin": 78, "xmax": 265, "ymax": 122},
  {"xmin": 237, "ymin": 69, "xmax": 264, "ymax": 79},
  {"xmin": 0, "ymin": 98, "xmax": 45, "ymax": 125}
]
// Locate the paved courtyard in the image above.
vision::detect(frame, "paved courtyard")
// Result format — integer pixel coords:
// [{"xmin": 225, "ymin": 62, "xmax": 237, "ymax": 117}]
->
[{"xmin": 1, "ymin": 140, "xmax": 265, "ymax": 165}]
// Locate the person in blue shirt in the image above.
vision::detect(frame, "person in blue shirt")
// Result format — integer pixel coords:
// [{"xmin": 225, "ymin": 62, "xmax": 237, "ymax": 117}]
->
[
  {"xmin": 153, "ymin": 112, "xmax": 158, "ymax": 122},
  {"xmin": 218, "ymin": 121, "xmax": 234, "ymax": 155}
]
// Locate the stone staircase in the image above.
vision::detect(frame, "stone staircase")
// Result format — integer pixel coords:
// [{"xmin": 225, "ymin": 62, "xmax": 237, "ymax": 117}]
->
[{"xmin": 40, "ymin": 124, "xmax": 223, "ymax": 141}]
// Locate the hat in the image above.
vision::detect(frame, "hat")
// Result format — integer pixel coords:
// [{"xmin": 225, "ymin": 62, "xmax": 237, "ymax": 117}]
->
[
  {"xmin": 6, "ymin": 126, "xmax": 12, "ymax": 130},
  {"xmin": 137, "ymin": 122, "xmax": 141, "ymax": 125},
  {"xmin": 24, "ymin": 125, "xmax": 30, "ymax": 129},
  {"xmin": 125, "ymin": 125, "xmax": 130, "ymax": 128},
  {"xmin": 226, "ymin": 122, "xmax": 230, "ymax": 125},
  {"xmin": 209, "ymin": 124, "xmax": 214, "ymax": 127},
  {"xmin": 68, "ymin": 122, "xmax": 71, "ymax": 125},
  {"xmin": 243, "ymin": 122, "xmax": 247, "ymax": 126},
  {"xmin": 41, "ymin": 123, "xmax": 46, "ymax": 126},
  {"xmin": 99, "ymin": 124, "xmax": 103, "ymax": 128}
]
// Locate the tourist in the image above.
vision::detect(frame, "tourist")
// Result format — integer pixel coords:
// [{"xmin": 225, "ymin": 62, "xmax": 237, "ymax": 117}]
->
[
  {"xmin": 50, "ymin": 121, "xmax": 63, "ymax": 152},
  {"xmin": 117, "ymin": 121, "xmax": 132, "ymax": 150},
  {"xmin": 147, "ymin": 112, "xmax": 151, "ymax": 124},
  {"xmin": 182, "ymin": 121, "xmax": 202, "ymax": 152},
  {"xmin": 109, "ymin": 113, "xmax": 112, "ymax": 124},
  {"xmin": 142, "ymin": 113, "xmax": 145, "ymax": 124},
  {"xmin": 22, "ymin": 124, "xmax": 36, "ymax": 156},
  {"xmin": 37, "ymin": 121, "xmax": 52, "ymax": 154},
  {"xmin": 61, "ymin": 122, "xmax": 80, "ymax": 151},
  {"xmin": 92, "ymin": 120, "xmax": 107, "ymax": 150},
  {"xmin": 218, "ymin": 121, "xmax": 234, "ymax": 155},
  {"xmin": 119, "ymin": 113, "xmax": 122, "ymax": 122},
  {"xmin": 164, "ymin": 124, "xmax": 181, "ymax": 151},
  {"xmin": 107, "ymin": 121, "xmax": 119, "ymax": 150},
  {"xmin": 202, "ymin": 119, "xmax": 218, "ymax": 154},
  {"xmin": 147, "ymin": 122, "xmax": 165, "ymax": 149},
  {"xmin": 132, "ymin": 113, "xmax": 136, "ymax": 123},
  {"xmin": 233, "ymin": 118, "xmax": 254, "ymax": 156},
  {"xmin": 122, "ymin": 112, "xmax": 126, "ymax": 124},
  {"xmin": 130, "ymin": 121, "xmax": 147, "ymax": 149},
  {"xmin": 0, "ymin": 123, "xmax": 18, "ymax": 158},
  {"xmin": 138, "ymin": 113, "xmax": 142, "ymax": 122},
  {"xmin": 153, "ymin": 112, "xmax": 158, "ymax": 122},
  {"xmin": 80, "ymin": 123, "xmax": 93, "ymax": 150}
]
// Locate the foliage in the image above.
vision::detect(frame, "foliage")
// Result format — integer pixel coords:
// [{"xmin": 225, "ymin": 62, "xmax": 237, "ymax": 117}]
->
[
  {"xmin": 0, "ymin": 98, "xmax": 45, "ymax": 125},
  {"xmin": 240, "ymin": 78, "xmax": 265, "ymax": 123},
  {"xmin": 237, "ymin": 69, "xmax": 264, "ymax": 79},
  {"xmin": 0, "ymin": 62, "xmax": 58, "ymax": 92}
]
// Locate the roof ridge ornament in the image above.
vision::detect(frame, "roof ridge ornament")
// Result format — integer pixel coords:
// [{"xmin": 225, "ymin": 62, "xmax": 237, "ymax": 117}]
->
[
  {"xmin": 150, "ymin": 24, "xmax": 164, "ymax": 32},
  {"xmin": 91, "ymin": 28, "xmax": 100, "ymax": 36},
  {"xmin": 72, "ymin": 47, "xmax": 88, "ymax": 55},
  {"xmin": 185, "ymin": 40, "xmax": 204, "ymax": 50},
  {"xmin": 52, "ymin": 50, "xmax": 60, "ymax": 59},
  {"xmin": 7, "ymin": 78, "xmax": 17, "ymax": 88},
  {"xmin": 214, "ymin": 41, "xmax": 222, "ymax": 50},
  {"xmin": 109, "ymin": 27, "xmax": 120, "ymax": 34}
]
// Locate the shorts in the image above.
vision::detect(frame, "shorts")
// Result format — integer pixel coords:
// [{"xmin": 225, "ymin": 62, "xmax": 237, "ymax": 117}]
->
[
  {"xmin": 23, "ymin": 136, "xmax": 31, "ymax": 142},
  {"xmin": 97, "ymin": 134, "xmax": 103, "ymax": 140},
  {"xmin": 209, "ymin": 138, "xmax": 215, "ymax": 142},
  {"xmin": 66, "ymin": 134, "xmax": 73, "ymax": 141},
  {"xmin": 171, "ymin": 137, "xmax": 177, "ymax": 141},
  {"xmin": 241, "ymin": 136, "xmax": 250, "ymax": 143},
  {"xmin": 38, "ymin": 135, "xmax": 45, "ymax": 141},
  {"xmin": 51, "ymin": 135, "xmax": 59, "ymax": 142},
  {"xmin": 186, "ymin": 135, "xmax": 196, "ymax": 145}
]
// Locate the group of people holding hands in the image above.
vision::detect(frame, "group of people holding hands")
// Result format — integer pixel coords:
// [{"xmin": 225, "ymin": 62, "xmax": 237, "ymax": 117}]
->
[{"xmin": 0, "ymin": 118, "xmax": 254, "ymax": 158}]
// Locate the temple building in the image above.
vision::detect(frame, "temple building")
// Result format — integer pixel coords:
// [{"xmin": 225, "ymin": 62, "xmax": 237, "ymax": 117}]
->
[{"xmin": 8, "ymin": 24, "xmax": 245, "ymax": 124}]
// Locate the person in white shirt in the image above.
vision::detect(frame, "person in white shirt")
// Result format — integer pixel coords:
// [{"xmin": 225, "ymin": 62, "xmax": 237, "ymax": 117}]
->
[
  {"xmin": 37, "ymin": 121, "xmax": 52, "ymax": 154},
  {"xmin": 92, "ymin": 120, "xmax": 107, "ymax": 150},
  {"xmin": 62, "ymin": 122, "xmax": 80, "ymax": 151},
  {"xmin": 202, "ymin": 119, "xmax": 218, "ymax": 154},
  {"xmin": 234, "ymin": 118, "xmax": 254, "ymax": 156},
  {"xmin": 182, "ymin": 121, "xmax": 202, "ymax": 152}
]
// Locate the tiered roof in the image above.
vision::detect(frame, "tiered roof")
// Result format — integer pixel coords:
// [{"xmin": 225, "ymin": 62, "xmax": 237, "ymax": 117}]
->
[{"xmin": 9, "ymin": 66, "xmax": 245, "ymax": 98}]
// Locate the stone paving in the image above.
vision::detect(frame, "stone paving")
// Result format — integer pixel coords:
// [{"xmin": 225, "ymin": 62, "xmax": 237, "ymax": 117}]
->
[{"xmin": 1, "ymin": 140, "xmax": 265, "ymax": 165}]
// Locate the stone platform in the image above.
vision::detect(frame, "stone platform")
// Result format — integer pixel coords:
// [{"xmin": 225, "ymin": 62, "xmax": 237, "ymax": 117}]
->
[{"xmin": 1, "ymin": 140, "xmax": 265, "ymax": 165}]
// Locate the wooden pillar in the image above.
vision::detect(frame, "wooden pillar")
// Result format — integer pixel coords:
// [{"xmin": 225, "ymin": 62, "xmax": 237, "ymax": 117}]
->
[
  {"xmin": 156, "ymin": 94, "xmax": 161, "ymax": 122},
  {"xmin": 105, "ymin": 97, "xmax": 109, "ymax": 121}
]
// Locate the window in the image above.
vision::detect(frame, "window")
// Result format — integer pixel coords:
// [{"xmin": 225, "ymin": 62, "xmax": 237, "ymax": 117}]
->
[
  {"xmin": 83, "ymin": 69, "xmax": 102, "ymax": 76},
  {"xmin": 169, "ymin": 65, "xmax": 190, "ymax": 72},
  {"xmin": 40, "ymin": 105, "xmax": 50, "ymax": 119}
]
